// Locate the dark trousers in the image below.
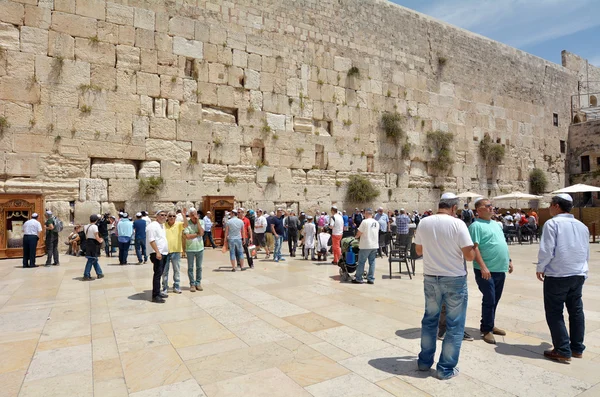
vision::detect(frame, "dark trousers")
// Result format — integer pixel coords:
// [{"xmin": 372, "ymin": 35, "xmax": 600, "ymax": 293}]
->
[
  {"xmin": 243, "ymin": 239, "xmax": 253, "ymax": 267},
  {"xmin": 544, "ymin": 276, "xmax": 586, "ymax": 357},
  {"xmin": 377, "ymin": 231, "xmax": 388, "ymax": 256},
  {"xmin": 150, "ymin": 253, "xmax": 167, "ymax": 298},
  {"xmin": 102, "ymin": 234, "xmax": 110, "ymax": 256},
  {"xmin": 474, "ymin": 269, "xmax": 506, "ymax": 333},
  {"xmin": 23, "ymin": 235, "xmax": 38, "ymax": 267},
  {"xmin": 45, "ymin": 233, "xmax": 59, "ymax": 265},
  {"xmin": 204, "ymin": 231, "xmax": 216, "ymax": 248},
  {"xmin": 288, "ymin": 230, "xmax": 298, "ymax": 255},
  {"xmin": 134, "ymin": 237, "xmax": 147, "ymax": 262},
  {"xmin": 118, "ymin": 240, "xmax": 130, "ymax": 264}
]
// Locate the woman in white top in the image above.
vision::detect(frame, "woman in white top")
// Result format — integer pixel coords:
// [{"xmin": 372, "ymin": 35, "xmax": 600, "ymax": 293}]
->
[
  {"xmin": 316, "ymin": 228, "xmax": 330, "ymax": 261},
  {"xmin": 302, "ymin": 215, "xmax": 316, "ymax": 260}
]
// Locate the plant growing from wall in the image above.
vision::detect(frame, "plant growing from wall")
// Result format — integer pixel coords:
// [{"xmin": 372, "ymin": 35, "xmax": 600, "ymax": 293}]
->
[
  {"xmin": 438, "ymin": 56, "xmax": 447, "ymax": 66},
  {"xmin": 335, "ymin": 181, "xmax": 342, "ymax": 188},
  {"xmin": 381, "ymin": 112, "xmax": 405, "ymax": 142},
  {"xmin": 479, "ymin": 133, "xmax": 506, "ymax": 166},
  {"xmin": 346, "ymin": 175, "xmax": 380, "ymax": 203},
  {"xmin": 51, "ymin": 56, "xmax": 64, "ymax": 80},
  {"xmin": 213, "ymin": 137, "xmax": 223, "ymax": 147},
  {"xmin": 529, "ymin": 168, "xmax": 547, "ymax": 195},
  {"xmin": 296, "ymin": 147, "xmax": 304, "ymax": 156},
  {"xmin": 401, "ymin": 143, "xmax": 411, "ymax": 160},
  {"xmin": 138, "ymin": 176, "xmax": 164, "ymax": 196},
  {"xmin": 80, "ymin": 105, "xmax": 92, "ymax": 114},
  {"xmin": 0, "ymin": 117, "xmax": 9, "ymax": 136},
  {"xmin": 426, "ymin": 130, "xmax": 455, "ymax": 174},
  {"xmin": 224, "ymin": 175, "xmax": 237, "ymax": 185},
  {"xmin": 347, "ymin": 66, "xmax": 360, "ymax": 78},
  {"xmin": 266, "ymin": 176, "xmax": 276, "ymax": 185}
]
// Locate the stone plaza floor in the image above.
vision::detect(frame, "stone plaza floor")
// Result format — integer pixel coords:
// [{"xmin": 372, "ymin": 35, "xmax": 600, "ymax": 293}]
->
[{"xmin": 1, "ymin": 243, "xmax": 599, "ymax": 397}]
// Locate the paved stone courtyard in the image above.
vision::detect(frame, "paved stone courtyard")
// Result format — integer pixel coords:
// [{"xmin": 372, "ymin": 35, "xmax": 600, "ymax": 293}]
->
[{"xmin": 1, "ymin": 244, "xmax": 599, "ymax": 397}]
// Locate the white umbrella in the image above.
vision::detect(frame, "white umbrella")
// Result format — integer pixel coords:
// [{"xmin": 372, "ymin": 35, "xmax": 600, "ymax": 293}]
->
[
  {"xmin": 456, "ymin": 192, "xmax": 483, "ymax": 199},
  {"xmin": 492, "ymin": 191, "xmax": 543, "ymax": 208},
  {"xmin": 551, "ymin": 184, "xmax": 600, "ymax": 194}
]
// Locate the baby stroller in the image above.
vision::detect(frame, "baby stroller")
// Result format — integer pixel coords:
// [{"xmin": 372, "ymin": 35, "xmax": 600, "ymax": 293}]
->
[{"xmin": 338, "ymin": 237, "xmax": 365, "ymax": 282}]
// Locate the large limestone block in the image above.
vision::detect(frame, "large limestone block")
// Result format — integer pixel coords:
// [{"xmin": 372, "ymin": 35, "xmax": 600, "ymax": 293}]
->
[
  {"xmin": 334, "ymin": 56, "xmax": 352, "ymax": 72},
  {"xmin": 91, "ymin": 163, "xmax": 136, "ymax": 179},
  {"xmin": 135, "ymin": 28, "xmax": 154, "ymax": 49},
  {"xmin": 134, "ymin": 8, "xmax": 154, "ymax": 30},
  {"xmin": 138, "ymin": 160, "xmax": 161, "ymax": 178},
  {"xmin": 75, "ymin": 0, "xmax": 105, "ymax": 20},
  {"xmin": 0, "ymin": 77, "xmax": 40, "ymax": 103},
  {"xmin": 35, "ymin": 56, "xmax": 90, "ymax": 87},
  {"xmin": 51, "ymin": 12, "xmax": 97, "ymax": 38},
  {"xmin": 202, "ymin": 107, "xmax": 236, "ymax": 124},
  {"xmin": 106, "ymin": 3, "xmax": 133, "ymax": 25},
  {"xmin": 0, "ymin": 22, "xmax": 20, "ymax": 51},
  {"xmin": 1, "ymin": 1, "xmax": 24, "ymax": 25},
  {"xmin": 150, "ymin": 118, "xmax": 176, "ymax": 140},
  {"xmin": 5, "ymin": 153, "xmax": 40, "ymax": 177},
  {"xmin": 108, "ymin": 178, "xmax": 139, "ymax": 201},
  {"xmin": 45, "ymin": 201, "xmax": 72, "ymax": 223},
  {"xmin": 79, "ymin": 178, "xmax": 107, "ymax": 201},
  {"xmin": 172, "ymin": 36, "xmax": 203, "ymax": 59},
  {"xmin": 5, "ymin": 179, "xmax": 79, "ymax": 201},
  {"xmin": 116, "ymin": 45, "xmax": 140, "ymax": 70},
  {"xmin": 202, "ymin": 163, "xmax": 228, "ymax": 182},
  {"xmin": 146, "ymin": 139, "xmax": 191, "ymax": 161},
  {"xmin": 74, "ymin": 201, "xmax": 101, "ymax": 224},
  {"xmin": 244, "ymin": 69, "xmax": 260, "ymax": 90},
  {"xmin": 227, "ymin": 165, "xmax": 256, "ymax": 183},
  {"xmin": 266, "ymin": 112, "xmax": 285, "ymax": 131},
  {"xmin": 24, "ymin": 5, "xmax": 52, "ymax": 29},
  {"xmin": 136, "ymin": 71, "xmax": 160, "ymax": 96},
  {"xmin": 75, "ymin": 38, "xmax": 116, "ymax": 66},
  {"xmin": 20, "ymin": 26, "xmax": 48, "ymax": 54},
  {"xmin": 48, "ymin": 31, "xmax": 75, "ymax": 59},
  {"xmin": 169, "ymin": 16, "xmax": 195, "ymax": 39},
  {"xmin": 293, "ymin": 117, "xmax": 313, "ymax": 133}
]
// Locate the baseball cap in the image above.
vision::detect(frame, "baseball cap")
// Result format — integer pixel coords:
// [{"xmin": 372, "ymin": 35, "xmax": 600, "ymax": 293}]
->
[
  {"xmin": 556, "ymin": 193, "xmax": 573, "ymax": 202},
  {"xmin": 440, "ymin": 192, "xmax": 457, "ymax": 199},
  {"xmin": 90, "ymin": 214, "xmax": 99, "ymax": 222},
  {"xmin": 231, "ymin": 209, "xmax": 238, "ymax": 214}
]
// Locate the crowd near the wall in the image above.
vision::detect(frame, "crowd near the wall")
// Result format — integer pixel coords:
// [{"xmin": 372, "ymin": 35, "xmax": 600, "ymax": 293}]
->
[{"xmin": 18, "ymin": 192, "xmax": 589, "ymax": 378}]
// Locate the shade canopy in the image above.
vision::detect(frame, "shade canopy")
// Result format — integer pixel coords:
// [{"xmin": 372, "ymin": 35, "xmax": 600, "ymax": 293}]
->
[
  {"xmin": 492, "ymin": 191, "xmax": 543, "ymax": 201},
  {"xmin": 456, "ymin": 192, "xmax": 483, "ymax": 199},
  {"xmin": 551, "ymin": 184, "xmax": 600, "ymax": 194}
]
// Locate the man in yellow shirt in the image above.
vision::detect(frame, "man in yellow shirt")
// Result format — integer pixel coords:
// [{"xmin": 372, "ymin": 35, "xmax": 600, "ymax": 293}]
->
[{"xmin": 162, "ymin": 208, "xmax": 188, "ymax": 295}]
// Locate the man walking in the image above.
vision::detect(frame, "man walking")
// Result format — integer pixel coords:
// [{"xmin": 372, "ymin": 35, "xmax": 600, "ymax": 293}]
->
[
  {"xmin": 22, "ymin": 213, "xmax": 42, "ymax": 268},
  {"xmin": 224, "ymin": 209, "xmax": 245, "ymax": 271},
  {"xmin": 537, "ymin": 193, "xmax": 589, "ymax": 362},
  {"xmin": 374, "ymin": 207, "xmax": 389, "ymax": 257},
  {"xmin": 116, "ymin": 213, "xmax": 133, "ymax": 265},
  {"xmin": 329, "ymin": 206, "xmax": 344, "ymax": 265},
  {"xmin": 271, "ymin": 208, "xmax": 286, "ymax": 262},
  {"xmin": 44, "ymin": 211, "xmax": 60, "ymax": 266},
  {"xmin": 184, "ymin": 208, "xmax": 204, "ymax": 292},
  {"xmin": 285, "ymin": 210, "xmax": 301, "ymax": 257},
  {"xmin": 414, "ymin": 193, "xmax": 475, "ymax": 380},
  {"xmin": 82, "ymin": 214, "xmax": 104, "ymax": 281},
  {"xmin": 353, "ymin": 208, "xmax": 379, "ymax": 284},
  {"xmin": 238, "ymin": 208, "xmax": 254, "ymax": 268},
  {"xmin": 203, "ymin": 211, "xmax": 217, "ymax": 248},
  {"xmin": 302, "ymin": 215, "xmax": 317, "ymax": 260},
  {"xmin": 254, "ymin": 209, "xmax": 269, "ymax": 258},
  {"xmin": 468, "ymin": 198, "xmax": 513, "ymax": 344},
  {"xmin": 147, "ymin": 210, "xmax": 169, "ymax": 303},
  {"xmin": 396, "ymin": 209, "xmax": 411, "ymax": 236},
  {"xmin": 163, "ymin": 209, "xmax": 188, "ymax": 295},
  {"xmin": 133, "ymin": 213, "xmax": 148, "ymax": 265}
]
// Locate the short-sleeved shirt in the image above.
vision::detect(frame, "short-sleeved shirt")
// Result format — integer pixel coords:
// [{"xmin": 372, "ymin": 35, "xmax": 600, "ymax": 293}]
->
[
  {"xmin": 342, "ymin": 215, "xmax": 349, "ymax": 227},
  {"xmin": 396, "ymin": 214, "xmax": 411, "ymax": 234},
  {"xmin": 165, "ymin": 221, "xmax": 185, "ymax": 253},
  {"xmin": 85, "ymin": 224, "xmax": 99, "ymax": 239},
  {"xmin": 254, "ymin": 215, "xmax": 267, "ymax": 233},
  {"xmin": 227, "ymin": 217, "xmax": 244, "ymax": 239},
  {"xmin": 184, "ymin": 220, "xmax": 204, "ymax": 252},
  {"xmin": 23, "ymin": 219, "xmax": 42, "ymax": 235},
  {"xmin": 414, "ymin": 214, "xmax": 474, "ymax": 277},
  {"xmin": 375, "ymin": 213, "xmax": 389, "ymax": 232},
  {"xmin": 468, "ymin": 219, "xmax": 510, "ymax": 273},
  {"xmin": 45, "ymin": 218, "xmax": 56, "ymax": 235},
  {"xmin": 358, "ymin": 218, "xmax": 380, "ymax": 249},
  {"xmin": 329, "ymin": 213, "xmax": 344, "ymax": 236},
  {"xmin": 147, "ymin": 221, "xmax": 168, "ymax": 255},
  {"xmin": 133, "ymin": 219, "xmax": 147, "ymax": 240},
  {"xmin": 270, "ymin": 216, "xmax": 285, "ymax": 236}
]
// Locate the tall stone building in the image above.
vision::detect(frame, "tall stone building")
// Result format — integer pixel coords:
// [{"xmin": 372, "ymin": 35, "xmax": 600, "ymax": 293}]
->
[{"xmin": 0, "ymin": 0, "xmax": 588, "ymax": 223}]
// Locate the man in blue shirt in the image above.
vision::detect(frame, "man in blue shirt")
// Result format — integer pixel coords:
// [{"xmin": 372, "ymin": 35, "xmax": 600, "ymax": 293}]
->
[
  {"xmin": 116, "ymin": 213, "xmax": 134, "ymax": 265},
  {"xmin": 537, "ymin": 193, "xmax": 589, "ymax": 363},
  {"xmin": 133, "ymin": 213, "xmax": 147, "ymax": 265},
  {"xmin": 374, "ymin": 207, "xmax": 389, "ymax": 257},
  {"xmin": 270, "ymin": 208, "xmax": 286, "ymax": 262},
  {"xmin": 396, "ymin": 209, "xmax": 411, "ymax": 235}
]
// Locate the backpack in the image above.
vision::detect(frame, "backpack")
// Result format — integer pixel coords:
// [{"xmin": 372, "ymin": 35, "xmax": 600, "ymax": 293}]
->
[
  {"xmin": 53, "ymin": 216, "xmax": 64, "ymax": 233},
  {"xmin": 317, "ymin": 216, "xmax": 326, "ymax": 227}
]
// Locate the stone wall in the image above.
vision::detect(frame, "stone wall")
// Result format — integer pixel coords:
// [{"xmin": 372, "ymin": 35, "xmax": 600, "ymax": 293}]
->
[
  {"xmin": 0, "ymin": 0, "xmax": 582, "ymax": 221},
  {"xmin": 562, "ymin": 51, "xmax": 600, "ymax": 118},
  {"xmin": 567, "ymin": 120, "xmax": 600, "ymax": 184}
]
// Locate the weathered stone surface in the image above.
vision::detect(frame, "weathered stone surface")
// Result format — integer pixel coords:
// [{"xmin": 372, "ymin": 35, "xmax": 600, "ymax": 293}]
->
[
  {"xmin": 75, "ymin": 0, "xmax": 105, "ymax": 20},
  {"xmin": 106, "ymin": 3, "xmax": 133, "ymax": 26},
  {"xmin": 91, "ymin": 162, "xmax": 136, "ymax": 179},
  {"xmin": 74, "ymin": 200, "xmax": 101, "ymax": 224},
  {"xmin": 0, "ymin": 22, "xmax": 20, "ymax": 51},
  {"xmin": 79, "ymin": 178, "xmax": 107, "ymax": 201},
  {"xmin": 145, "ymin": 139, "xmax": 191, "ymax": 161},
  {"xmin": 20, "ymin": 26, "xmax": 48, "ymax": 54},
  {"xmin": 51, "ymin": 12, "xmax": 97, "ymax": 38},
  {"xmin": 138, "ymin": 160, "xmax": 161, "ymax": 178},
  {"xmin": 5, "ymin": 153, "xmax": 40, "ymax": 177},
  {"xmin": 0, "ymin": 1, "xmax": 24, "ymax": 25},
  {"xmin": 202, "ymin": 107, "xmax": 236, "ymax": 124},
  {"xmin": 134, "ymin": 8, "xmax": 154, "ymax": 30},
  {"xmin": 149, "ymin": 117, "xmax": 176, "ymax": 140},
  {"xmin": 172, "ymin": 36, "xmax": 203, "ymax": 59}
]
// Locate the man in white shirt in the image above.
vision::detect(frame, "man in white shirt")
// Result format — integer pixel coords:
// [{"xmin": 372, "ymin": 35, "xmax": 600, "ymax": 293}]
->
[
  {"xmin": 414, "ymin": 192, "xmax": 476, "ymax": 380},
  {"xmin": 202, "ymin": 211, "xmax": 216, "ymax": 248},
  {"xmin": 22, "ymin": 213, "xmax": 42, "ymax": 268},
  {"xmin": 329, "ymin": 206, "xmax": 344, "ymax": 265},
  {"xmin": 147, "ymin": 210, "xmax": 169, "ymax": 303},
  {"xmin": 353, "ymin": 208, "xmax": 379, "ymax": 284},
  {"xmin": 254, "ymin": 209, "xmax": 269, "ymax": 258}
]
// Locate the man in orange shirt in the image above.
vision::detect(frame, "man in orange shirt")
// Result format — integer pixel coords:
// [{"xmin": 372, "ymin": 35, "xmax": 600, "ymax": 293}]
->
[
  {"xmin": 529, "ymin": 210, "xmax": 539, "ymax": 225},
  {"xmin": 238, "ymin": 208, "xmax": 254, "ymax": 269}
]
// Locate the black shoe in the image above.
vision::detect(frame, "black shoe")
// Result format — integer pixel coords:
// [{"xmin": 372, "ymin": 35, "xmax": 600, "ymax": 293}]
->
[
  {"xmin": 249, "ymin": 264, "xmax": 254, "ymax": 268},
  {"xmin": 52, "ymin": 263, "xmax": 59, "ymax": 266},
  {"xmin": 45, "ymin": 264, "xmax": 51, "ymax": 267},
  {"xmin": 367, "ymin": 281, "xmax": 374, "ymax": 284},
  {"xmin": 352, "ymin": 279, "xmax": 363, "ymax": 284},
  {"xmin": 97, "ymin": 274, "xmax": 105, "ymax": 279},
  {"xmin": 231, "ymin": 268, "xmax": 236, "ymax": 272},
  {"xmin": 152, "ymin": 297, "xmax": 166, "ymax": 303},
  {"xmin": 82, "ymin": 276, "xmax": 94, "ymax": 281}
]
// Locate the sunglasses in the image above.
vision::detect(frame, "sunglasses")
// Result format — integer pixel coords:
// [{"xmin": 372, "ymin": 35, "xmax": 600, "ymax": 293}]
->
[
  {"xmin": 167, "ymin": 215, "xmax": 176, "ymax": 218},
  {"xmin": 484, "ymin": 204, "xmax": 493, "ymax": 208}
]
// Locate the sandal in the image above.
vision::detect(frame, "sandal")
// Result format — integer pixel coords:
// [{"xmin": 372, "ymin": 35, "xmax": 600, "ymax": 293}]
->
[{"xmin": 231, "ymin": 268, "xmax": 236, "ymax": 272}]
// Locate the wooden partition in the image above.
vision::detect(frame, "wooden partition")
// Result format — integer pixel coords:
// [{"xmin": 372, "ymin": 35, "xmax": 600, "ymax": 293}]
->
[
  {"xmin": 0, "ymin": 194, "xmax": 46, "ymax": 259},
  {"xmin": 202, "ymin": 196, "xmax": 235, "ymax": 246}
]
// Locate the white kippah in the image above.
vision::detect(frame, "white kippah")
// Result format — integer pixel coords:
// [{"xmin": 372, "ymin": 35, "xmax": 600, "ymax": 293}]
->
[
  {"xmin": 556, "ymin": 193, "xmax": 573, "ymax": 202},
  {"xmin": 440, "ymin": 192, "xmax": 457, "ymax": 199}
]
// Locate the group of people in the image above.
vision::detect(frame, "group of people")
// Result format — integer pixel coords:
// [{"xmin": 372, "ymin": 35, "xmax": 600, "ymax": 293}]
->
[{"xmin": 415, "ymin": 192, "xmax": 589, "ymax": 380}]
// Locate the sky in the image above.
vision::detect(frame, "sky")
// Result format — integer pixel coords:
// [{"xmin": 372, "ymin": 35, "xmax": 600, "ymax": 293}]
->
[{"xmin": 390, "ymin": 0, "xmax": 600, "ymax": 67}]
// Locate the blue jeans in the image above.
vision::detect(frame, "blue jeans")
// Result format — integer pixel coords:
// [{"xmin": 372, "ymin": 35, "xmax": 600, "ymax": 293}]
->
[
  {"xmin": 274, "ymin": 235, "xmax": 284, "ymax": 260},
  {"xmin": 418, "ymin": 275, "xmax": 468, "ymax": 379},
  {"xmin": 474, "ymin": 269, "xmax": 505, "ymax": 333},
  {"xmin": 204, "ymin": 231, "xmax": 216, "ymax": 248},
  {"xmin": 102, "ymin": 235, "xmax": 109, "ymax": 256},
  {"xmin": 187, "ymin": 250, "xmax": 204, "ymax": 286},
  {"xmin": 544, "ymin": 276, "xmax": 586, "ymax": 357},
  {"xmin": 84, "ymin": 256, "xmax": 103, "ymax": 278},
  {"xmin": 228, "ymin": 239, "xmax": 243, "ymax": 261},
  {"xmin": 355, "ymin": 248, "xmax": 377, "ymax": 282},
  {"xmin": 134, "ymin": 237, "xmax": 147, "ymax": 263},
  {"xmin": 162, "ymin": 252, "xmax": 181, "ymax": 291}
]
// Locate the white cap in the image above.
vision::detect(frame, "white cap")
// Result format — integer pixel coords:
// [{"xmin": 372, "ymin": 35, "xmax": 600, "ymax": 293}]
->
[
  {"xmin": 400, "ymin": 208, "xmax": 405, "ymax": 211},
  {"xmin": 231, "ymin": 209, "xmax": 238, "ymax": 214},
  {"xmin": 440, "ymin": 192, "xmax": 457, "ymax": 199},
  {"xmin": 277, "ymin": 207, "xmax": 283, "ymax": 211},
  {"xmin": 377, "ymin": 207, "xmax": 384, "ymax": 211},
  {"xmin": 136, "ymin": 212, "xmax": 142, "ymax": 217},
  {"xmin": 238, "ymin": 207, "xmax": 245, "ymax": 212},
  {"xmin": 270, "ymin": 211, "xmax": 275, "ymax": 216},
  {"xmin": 506, "ymin": 211, "xmax": 511, "ymax": 214},
  {"xmin": 556, "ymin": 193, "xmax": 573, "ymax": 202},
  {"xmin": 473, "ymin": 197, "xmax": 485, "ymax": 204},
  {"xmin": 32, "ymin": 213, "xmax": 39, "ymax": 218},
  {"xmin": 46, "ymin": 210, "xmax": 52, "ymax": 215},
  {"xmin": 155, "ymin": 210, "xmax": 166, "ymax": 216},
  {"xmin": 331, "ymin": 205, "xmax": 338, "ymax": 210}
]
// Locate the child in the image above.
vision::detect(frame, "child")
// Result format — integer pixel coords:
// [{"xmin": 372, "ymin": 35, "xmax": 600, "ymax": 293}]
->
[
  {"xmin": 316, "ymin": 227, "xmax": 330, "ymax": 261},
  {"xmin": 302, "ymin": 215, "xmax": 316, "ymax": 260}
]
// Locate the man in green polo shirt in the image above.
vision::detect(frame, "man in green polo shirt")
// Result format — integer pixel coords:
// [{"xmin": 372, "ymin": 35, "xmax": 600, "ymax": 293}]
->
[
  {"xmin": 184, "ymin": 208, "xmax": 205, "ymax": 292},
  {"xmin": 469, "ymin": 198, "xmax": 514, "ymax": 344}
]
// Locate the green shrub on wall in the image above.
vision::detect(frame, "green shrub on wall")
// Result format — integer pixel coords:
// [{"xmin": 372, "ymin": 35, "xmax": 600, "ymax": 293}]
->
[
  {"xmin": 479, "ymin": 134, "xmax": 506, "ymax": 166},
  {"xmin": 426, "ymin": 130, "xmax": 455, "ymax": 174},
  {"xmin": 529, "ymin": 168, "xmax": 547, "ymax": 195},
  {"xmin": 138, "ymin": 176, "xmax": 164, "ymax": 196},
  {"xmin": 346, "ymin": 175, "xmax": 380, "ymax": 203}
]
